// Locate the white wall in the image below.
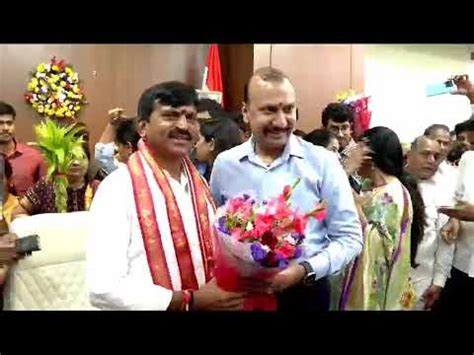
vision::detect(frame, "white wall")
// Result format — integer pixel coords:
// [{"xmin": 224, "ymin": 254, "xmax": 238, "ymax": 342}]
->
[{"xmin": 364, "ymin": 45, "xmax": 474, "ymax": 143}]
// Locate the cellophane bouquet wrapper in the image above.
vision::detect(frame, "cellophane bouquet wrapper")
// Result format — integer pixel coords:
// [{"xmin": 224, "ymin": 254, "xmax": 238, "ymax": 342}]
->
[{"xmin": 213, "ymin": 220, "xmax": 280, "ymax": 311}]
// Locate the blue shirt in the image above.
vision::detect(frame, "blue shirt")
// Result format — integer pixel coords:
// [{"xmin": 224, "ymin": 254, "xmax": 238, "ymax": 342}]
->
[
  {"xmin": 210, "ymin": 135, "xmax": 363, "ymax": 280},
  {"xmin": 94, "ymin": 142, "xmax": 120, "ymax": 174}
]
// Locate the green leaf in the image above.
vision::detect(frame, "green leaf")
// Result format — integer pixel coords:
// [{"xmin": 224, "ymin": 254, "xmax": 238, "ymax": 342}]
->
[
  {"xmin": 33, "ymin": 118, "xmax": 86, "ymax": 212},
  {"xmin": 46, "ymin": 163, "xmax": 56, "ymax": 179},
  {"xmin": 71, "ymin": 145, "xmax": 85, "ymax": 159},
  {"xmin": 55, "ymin": 148, "xmax": 65, "ymax": 167}
]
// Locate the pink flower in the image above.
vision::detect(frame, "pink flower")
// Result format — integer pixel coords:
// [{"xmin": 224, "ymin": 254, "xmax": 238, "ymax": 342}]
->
[
  {"xmin": 228, "ymin": 196, "xmax": 252, "ymax": 214},
  {"xmin": 228, "ymin": 197, "xmax": 245, "ymax": 214},
  {"xmin": 231, "ymin": 227, "xmax": 244, "ymax": 241},
  {"xmin": 267, "ymin": 196, "xmax": 292, "ymax": 220},
  {"xmin": 313, "ymin": 209, "xmax": 327, "ymax": 221},
  {"xmin": 254, "ymin": 213, "xmax": 273, "ymax": 237},
  {"xmin": 276, "ymin": 243, "xmax": 296, "ymax": 259},
  {"xmin": 282, "ymin": 185, "xmax": 291, "ymax": 200},
  {"xmin": 306, "ymin": 200, "xmax": 328, "ymax": 221},
  {"xmin": 292, "ymin": 213, "xmax": 309, "ymax": 235}
]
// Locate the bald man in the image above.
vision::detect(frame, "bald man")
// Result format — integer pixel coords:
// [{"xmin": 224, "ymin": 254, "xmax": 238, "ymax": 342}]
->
[
  {"xmin": 406, "ymin": 136, "xmax": 455, "ymax": 311},
  {"xmin": 210, "ymin": 67, "xmax": 362, "ymax": 311}
]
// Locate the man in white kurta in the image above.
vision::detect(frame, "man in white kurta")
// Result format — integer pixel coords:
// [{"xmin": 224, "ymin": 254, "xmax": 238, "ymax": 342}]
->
[
  {"xmin": 438, "ymin": 150, "xmax": 474, "ymax": 311},
  {"xmin": 88, "ymin": 162, "xmax": 212, "ymax": 309},
  {"xmin": 406, "ymin": 136, "xmax": 455, "ymax": 310},
  {"xmin": 87, "ymin": 81, "xmax": 246, "ymax": 311}
]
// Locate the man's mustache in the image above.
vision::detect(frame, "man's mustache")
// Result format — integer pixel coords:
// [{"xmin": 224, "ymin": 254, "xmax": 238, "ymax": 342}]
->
[{"xmin": 168, "ymin": 129, "xmax": 192, "ymax": 140}]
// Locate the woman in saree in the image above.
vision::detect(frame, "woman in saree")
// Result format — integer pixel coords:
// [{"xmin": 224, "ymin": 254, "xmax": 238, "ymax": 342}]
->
[
  {"xmin": 339, "ymin": 127, "xmax": 425, "ymax": 310},
  {"xmin": 11, "ymin": 144, "xmax": 94, "ymax": 217}
]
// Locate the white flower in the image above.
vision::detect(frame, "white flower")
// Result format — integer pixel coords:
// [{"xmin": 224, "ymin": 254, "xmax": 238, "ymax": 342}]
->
[
  {"xmin": 245, "ymin": 222, "xmax": 253, "ymax": 231},
  {"xmin": 45, "ymin": 64, "xmax": 51, "ymax": 71},
  {"xmin": 261, "ymin": 244, "xmax": 271, "ymax": 252},
  {"xmin": 285, "ymin": 235, "xmax": 296, "ymax": 245}
]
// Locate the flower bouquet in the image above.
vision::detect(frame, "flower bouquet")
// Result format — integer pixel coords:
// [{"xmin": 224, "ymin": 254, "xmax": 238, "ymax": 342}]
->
[{"xmin": 214, "ymin": 179, "xmax": 327, "ymax": 311}]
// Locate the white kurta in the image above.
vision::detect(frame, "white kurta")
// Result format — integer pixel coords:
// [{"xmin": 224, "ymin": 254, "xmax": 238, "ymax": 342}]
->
[
  {"xmin": 453, "ymin": 151, "xmax": 474, "ymax": 277},
  {"xmin": 87, "ymin": 154, "xmax": 214, "ymax": 310},
  {"xmin": 411, "ymin": 169, "xmax": 456, "ymax": 309}
]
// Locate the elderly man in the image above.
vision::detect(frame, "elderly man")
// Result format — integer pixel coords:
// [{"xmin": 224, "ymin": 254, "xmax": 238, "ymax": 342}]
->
[{"xmin": 405, "ymin": 136, "xmax": 455, "ymax": 310}]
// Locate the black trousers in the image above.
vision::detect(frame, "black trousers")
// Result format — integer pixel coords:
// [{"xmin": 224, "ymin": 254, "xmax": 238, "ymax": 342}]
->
[
  {"xmin": 436, "ymin": 268, "xmax": 474, "ymax": 313},
  {"xmin": 277, "ymin": 277, "xmax": 330, "ymax": 312}
]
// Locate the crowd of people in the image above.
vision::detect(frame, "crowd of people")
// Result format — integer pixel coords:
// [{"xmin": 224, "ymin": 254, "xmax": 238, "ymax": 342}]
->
[{"xmin": 0, "ymin": 67, "xmax": 474, "ymax": 311}]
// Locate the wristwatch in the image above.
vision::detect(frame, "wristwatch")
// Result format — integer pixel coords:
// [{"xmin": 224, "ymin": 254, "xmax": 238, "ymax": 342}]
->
[{"xmin": 300, "ymin": 261, "xmax": 317, "ymax": 286}]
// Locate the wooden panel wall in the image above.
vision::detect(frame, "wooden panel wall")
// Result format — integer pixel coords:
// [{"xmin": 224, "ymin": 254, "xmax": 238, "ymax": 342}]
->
[
  {"xmin": 1, "ymin": 44, "xmax": 365, "ymax": 146},
  {"xmin": 253, "ymin": 44, "xmax": 365, "ymax": 133},
  {"xmin": 219, "ymin": 44, "xmax": 254, "ymax": 112},
  {"xmin": 0, "ymin": 44, "xmax": 208, "ymax": 147}
]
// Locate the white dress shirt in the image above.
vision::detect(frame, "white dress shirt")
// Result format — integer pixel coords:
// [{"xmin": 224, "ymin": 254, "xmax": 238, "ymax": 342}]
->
[
  {"xmin": 453, "ymin": 151, "xmax": 474, "ymax": 277},
  {"xmin": 87, "ymin": 154, "xmax": 213, "ymax": 310},
  {"xmin": 437, "ymin": 160, "xmax": 456, "ymax": 180},
  {"xmin": 411, "ymin": 169, "xmax": 456, "ymax": 308}
]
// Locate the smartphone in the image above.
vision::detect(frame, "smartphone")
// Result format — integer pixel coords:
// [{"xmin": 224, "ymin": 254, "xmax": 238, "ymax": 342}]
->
[
  {"xmin": 15, "ymin": 235, "xmax": 41, "ymax": 256},
  {"xmin": 426, "ymin": 80, "xmax": 456, "ymax": 97}
]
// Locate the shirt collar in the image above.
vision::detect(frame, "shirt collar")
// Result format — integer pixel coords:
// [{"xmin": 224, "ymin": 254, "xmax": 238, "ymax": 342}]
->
[
  {"xmin": 15, "ymin": 142, "xmax": 26, "ymax": 154},
  {"xmin": 237, "ymin": 134, "xmax": 304, "ymax": 162},
  {"xmin": 7, "ymin": 139, "xmax": 24, "ymax": 157}
]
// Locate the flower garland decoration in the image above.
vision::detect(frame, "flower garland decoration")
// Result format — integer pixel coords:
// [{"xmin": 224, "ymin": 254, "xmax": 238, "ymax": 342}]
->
[{"xmin": 24, "ymin": 57, "xmax": 86, "ymax": 119}]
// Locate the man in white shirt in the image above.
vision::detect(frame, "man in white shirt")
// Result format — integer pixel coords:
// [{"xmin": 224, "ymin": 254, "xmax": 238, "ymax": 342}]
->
[
  {"xmin": 405, "ymin": 136, "xmax": 455, "ymax": 310},
  {"xmin": 87, "ymin": 81, "xmax": 246, "ymax": 311},
  {"xmin": 438, "ymin": 150, "xmax": 474, "ymax": 311}
]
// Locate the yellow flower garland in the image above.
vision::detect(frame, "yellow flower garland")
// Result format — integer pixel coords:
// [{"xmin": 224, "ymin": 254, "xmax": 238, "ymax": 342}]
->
[{"xmin": 25, "ymin": 57, "xmax": 86, "ymax": 119}]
